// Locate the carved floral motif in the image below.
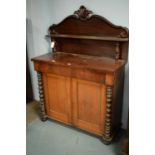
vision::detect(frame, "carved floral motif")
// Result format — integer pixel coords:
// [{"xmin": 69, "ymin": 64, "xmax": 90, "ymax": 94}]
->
[
  {"xmin": 74, "ymin": 5, "xmax": 93, "ymax": 20},
  {"xmin": 118, "ymin": 29, "xmax": 129, "ymax": 38}
]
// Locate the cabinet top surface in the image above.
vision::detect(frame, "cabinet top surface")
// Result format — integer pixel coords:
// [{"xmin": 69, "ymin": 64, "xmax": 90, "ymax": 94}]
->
[{"xmin": 32, "ymin": 52, "xmax": 125, "ymax": 72}]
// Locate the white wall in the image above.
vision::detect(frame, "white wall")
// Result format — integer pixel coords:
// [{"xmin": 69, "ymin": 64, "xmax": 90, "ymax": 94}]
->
[
  {"xmin": 26, "ymin": 0, "xmax": 50, "ymax": 100},
  {"xmin": 47, "ymin": 0, "xmax": 128, "ymax": 27},
  {"xmin": 26, "ymin": 0, "xmax": 129, "ymax": 129}
]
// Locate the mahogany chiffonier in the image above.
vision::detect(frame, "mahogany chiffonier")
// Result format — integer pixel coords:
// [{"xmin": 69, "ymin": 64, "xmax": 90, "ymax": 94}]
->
[{"xmin": 31, "ymin": 6, "xmax": 129, "ymax": 144}]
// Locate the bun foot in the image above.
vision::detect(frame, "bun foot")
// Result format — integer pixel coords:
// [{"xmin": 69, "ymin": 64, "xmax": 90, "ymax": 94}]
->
[
  {"xmin": 41, "ymin": 117, "xmax": 47, "ymax": 122},
  {"xmin": 101, "ymin": 136, "xmax": 113, "ymax": 145}
]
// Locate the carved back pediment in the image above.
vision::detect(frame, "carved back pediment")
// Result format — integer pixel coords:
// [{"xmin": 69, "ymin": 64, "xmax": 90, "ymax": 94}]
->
[
  {"xmin": 49, "ymin": 6, "xmax": 128, "ymax": 38},
  {"xmin": 48, "ymin": 6, "xmax": 129, "ymax": 61}
]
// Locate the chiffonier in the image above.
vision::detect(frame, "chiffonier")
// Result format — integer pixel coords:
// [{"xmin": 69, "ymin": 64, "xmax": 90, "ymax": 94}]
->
[{"xmin": 31, "ymin": 6, "xmax": 129, "ymax": 144}]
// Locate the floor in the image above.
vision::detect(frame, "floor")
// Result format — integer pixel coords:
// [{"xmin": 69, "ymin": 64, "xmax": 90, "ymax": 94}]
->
[
  {"xmin": 26, "ymin": 101, "xmax": 40, "ymax": 125},
  {"xmin": 26, "ymin": 101, "xmax": 124, "ymax": 155}
]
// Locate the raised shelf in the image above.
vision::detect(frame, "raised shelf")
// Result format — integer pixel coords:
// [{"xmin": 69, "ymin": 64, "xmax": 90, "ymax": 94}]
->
[{"xmin": 46, "ymin": 34, "xmax": 128, "ymax": 42}]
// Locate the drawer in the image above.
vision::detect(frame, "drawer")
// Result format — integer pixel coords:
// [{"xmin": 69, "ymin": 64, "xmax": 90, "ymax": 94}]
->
[
  {"xmin": 34, "ymin": 62, "xmax": 105, "ymax": 83},
  {"xmin": 72, "ymin": 68, "xmax": 105, "ymax": 83},
  {"xmin": 34, "ymin": 62, "xmax": 71, "ymax": 77}
]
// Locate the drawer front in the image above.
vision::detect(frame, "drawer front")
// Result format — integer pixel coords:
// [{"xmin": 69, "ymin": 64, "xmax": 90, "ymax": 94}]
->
[
  {"xmin": 34, "ymin": 62, "xmax": 105, "ymax": 83},
  {"xmin": 34, "ymin": 62, "xmax": 71, "ymax": 77},
  {"xmin": 72, "ymin": 68, "xmax": 105, "ymax": 83}
]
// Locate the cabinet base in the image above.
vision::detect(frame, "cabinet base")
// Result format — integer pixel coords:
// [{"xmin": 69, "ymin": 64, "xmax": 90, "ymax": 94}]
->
[
  {"xmin": 102, "ymin": 125, "xmax": 121, "ymax": 145},
  {"xmin": 41, "ymin": 116, "xmax": 48, "ymax": 122},
  {"xmin": 101, "ymin": 136, "xmax": 113, "ymax": 145}
]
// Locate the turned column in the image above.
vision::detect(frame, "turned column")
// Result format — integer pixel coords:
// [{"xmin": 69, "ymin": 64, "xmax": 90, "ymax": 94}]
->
[
  {"xmin": 115, "ymin": 42, "xmax": 120, "ymax": 61},
  {"xmin": 102, "ymin": 85, "xmax": 113, "ymax": 144},
  {"xmin": 37, "ymin": 72, "xmax": 47, "ymax": 121},
  {"xmin": 102, "ymin": 74, "xmax": 114, "ymax": 144}
]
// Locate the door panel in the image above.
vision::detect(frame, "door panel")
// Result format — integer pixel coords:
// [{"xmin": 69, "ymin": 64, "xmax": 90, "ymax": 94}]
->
[
  {"xmin": 72, "ymin": 79, "xmax": 106, "ymax": 135},
  {"xmin": 43, "ymin": 74, "xmax": 71, "ymax": 125}
]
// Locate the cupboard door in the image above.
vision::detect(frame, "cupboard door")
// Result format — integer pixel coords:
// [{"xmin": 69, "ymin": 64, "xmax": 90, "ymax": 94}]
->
[
  {"xmin": 43, "ymin": 74, "xmax": 71, "ymax": 125},
  {"xmin": 72, "ymin": 79, "xmax": 106, "ymax": 136}
]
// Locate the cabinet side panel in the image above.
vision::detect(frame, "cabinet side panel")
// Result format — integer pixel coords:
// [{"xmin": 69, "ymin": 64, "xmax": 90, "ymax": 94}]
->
[{"xmin": 111, "ymin": 67, "xmax": 125, "ymax": 132}]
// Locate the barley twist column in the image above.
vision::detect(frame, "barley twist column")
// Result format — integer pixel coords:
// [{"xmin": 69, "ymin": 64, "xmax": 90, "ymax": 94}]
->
[
  {"xmin": 102, "ymin": 85, "xmax": 113, "ymax": 144},
  {"xmin": 37, "ymin": 72, "xmax": 47, "ymax": 121}
]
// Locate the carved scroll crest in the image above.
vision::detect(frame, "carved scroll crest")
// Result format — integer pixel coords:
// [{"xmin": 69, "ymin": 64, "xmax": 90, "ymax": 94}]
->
[
  {"xmin": 74, "ymin": 6, "xmax": 93, "ymax": 20},
  {"xmin": 117, "ymin": 28, "xmax": 129, "ymax": 38}
]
